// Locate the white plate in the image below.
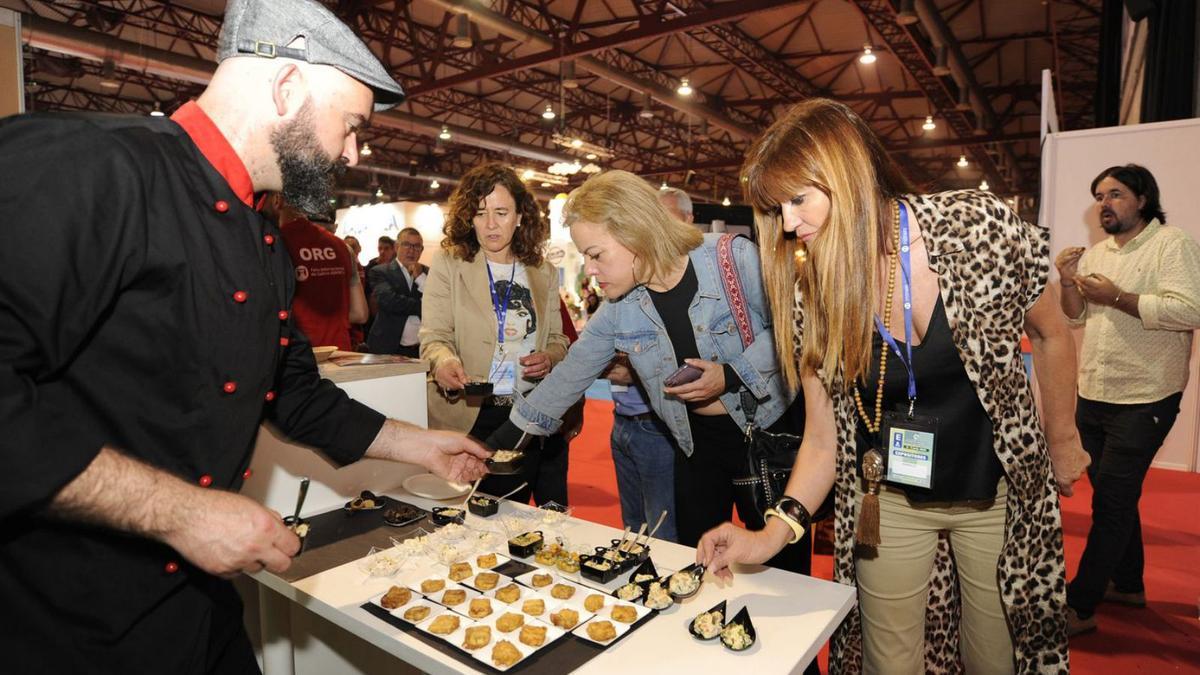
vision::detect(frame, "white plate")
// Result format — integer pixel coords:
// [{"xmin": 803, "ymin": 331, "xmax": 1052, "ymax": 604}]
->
[
  {"xmin": 416, "ymin": 610, "xmax": 475, "ymax": 646},
  {"xmin": 475, "ymin": 613, "xmax": 567, "ymax": 651},
  {"xmin": 485, "ymin": 580, "xmax": 536, "ymax": 606},
  {"xmin": 389, "ymin": 598, "xmax": 441, "ymax": 624},
  {"xmin": 513, "ymin": 568, "xmax": 559, "ymax": 591},
  {"xmin": 403, "ymin": 473, "xmax": 471, "ymax": 500},
  {"xmin": 470, "ymin": 635, "xmax": 534, "ymax": 673},
  {"xmin": 545, "ymin": 599, "xmax": 597, "ymax": 629},
  {"xmin": 596, "ymin": 599, "xmax": 651, "ymax": 626},
  {"xmin": 572, "ymin": 616, "xmax": 631, "ymax": 645}
]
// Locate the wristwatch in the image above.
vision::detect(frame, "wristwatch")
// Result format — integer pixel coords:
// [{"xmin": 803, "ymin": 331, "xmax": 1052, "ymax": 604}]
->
[{"xmin": 765, "ymin": 496, "xmax": 813, "ymax": 545}]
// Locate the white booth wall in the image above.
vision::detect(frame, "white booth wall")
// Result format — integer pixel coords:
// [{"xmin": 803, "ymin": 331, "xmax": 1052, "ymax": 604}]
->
[{"xmin": 1040, "ymin": 117, "xmax": 1200, "ymax": 472}]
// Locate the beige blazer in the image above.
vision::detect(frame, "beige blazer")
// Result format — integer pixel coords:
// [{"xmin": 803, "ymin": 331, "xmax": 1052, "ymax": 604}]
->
[{"xmin": 419, "ymin": 249, "xmax": 569, "ymax": 433}]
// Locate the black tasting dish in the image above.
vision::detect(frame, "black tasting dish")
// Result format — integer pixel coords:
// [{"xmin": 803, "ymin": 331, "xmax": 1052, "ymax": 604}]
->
[
  {"xmin": 486, "ymin": 450, "xmax": 525, "ymax": 476},
  {"xmin": 467, "ymin": 495, "xmax": 499, "ymax": 517},
  {"xmin": 383, "ymin": 503, "xmax": 427, "ymax": 527},
  {"xmin": 507, "ymin": 530, "xmax": 545, "ymax": 558},
  {"xmin": 610, "ymin": 538, "xmax": 651, "ymax": 564},
  {"xmin": 578, "ymin": 553, "xmax": 621, "ymax": 584},
  {"xmin": 627, "ymin": 557, "xmax": 659, "ymax": 585},
  {"xmin": 344, "ymin": 490, "xmax": 386, "ymax": 513},
  {"xmin": 282, "ymin": 515, "xmax": 308, "ymax": 555},
  {"xmin": 430, "ymin": 506, "xmax": 466, "ymax": 526},
  {"xmin": 688, "ymin": 600, "xmax": 727, "ymax": 641},
  {"xmin": 464, "ymin": 381, "xmax": 494, "ymax": 397},
  {"xmin": 667, "ymin": 563, "xmax": 705, "ymax": 601},
  {"xmin": 719, "ymin": 606, "xmax": 757, "ymax": 652}
]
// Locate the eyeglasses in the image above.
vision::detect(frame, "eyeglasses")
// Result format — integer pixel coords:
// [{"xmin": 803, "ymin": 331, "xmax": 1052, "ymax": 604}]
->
[{"xmin": 398, "ymin": 242, "xmax": 424, "ymax": 250}]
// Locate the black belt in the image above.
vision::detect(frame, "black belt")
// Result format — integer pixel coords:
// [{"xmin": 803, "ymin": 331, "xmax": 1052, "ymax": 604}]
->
[{"xmin": 616, "ymin": 411, "xmax": 657, "ymax": 421}]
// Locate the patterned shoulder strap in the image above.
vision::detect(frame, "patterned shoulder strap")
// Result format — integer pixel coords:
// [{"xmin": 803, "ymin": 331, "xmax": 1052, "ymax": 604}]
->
[{"xmin": 716, "ymin": 233, "xmax": 754, "ymax": 349}]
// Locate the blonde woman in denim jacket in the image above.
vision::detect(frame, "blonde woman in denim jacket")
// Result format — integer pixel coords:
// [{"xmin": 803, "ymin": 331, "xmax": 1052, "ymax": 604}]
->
[{"xmin": 485, "ymin": 170, "xmax": 808, "ymax": 575}]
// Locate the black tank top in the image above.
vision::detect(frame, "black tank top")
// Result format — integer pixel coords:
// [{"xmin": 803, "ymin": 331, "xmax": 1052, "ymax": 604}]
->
[{"xmin": 854, "ymin": 294, "xmax": 1002, "ymax": 502}]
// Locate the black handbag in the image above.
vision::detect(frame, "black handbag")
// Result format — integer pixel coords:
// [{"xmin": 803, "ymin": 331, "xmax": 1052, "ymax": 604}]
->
[{"xmin": 715, "ymin": 235, "xmax": 829, "ymax": 523}]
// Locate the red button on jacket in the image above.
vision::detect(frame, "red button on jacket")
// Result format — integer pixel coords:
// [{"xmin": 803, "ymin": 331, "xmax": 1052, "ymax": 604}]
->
[
  {"xmin": 242, "ymin": 469, "xmax": 253, "ymax": 480},
  {"xmin": 277, "ymin": 310, "xmax": 289, "ymax": 321},
  {"xmin": 264, "ymin": 390, "xmax": 276, "ymax": 402},
  {"xmin": 214, "ymin": 200, "xmax": 229, "ymax": 213},
  {"xmin": 232, "ymin": 291, "xmax": 248, "ymax": 303},
  {"xmin": 279, "ymin": 337, "xmax": 290, "ymax": 347},
  {"xmin": 198, "ymin": 474, "xmax": 213, "ymax": 487},
  {"xmin": 263, "ymin": 234, "xmax": 276, "ymax": 245},
  {"xmin": 165, "ymin": 561, "xmax": 179, "ymax": 574},
  {"xmin": 222, "ymin": 381, "xmax": 237, "ymax": 394}
]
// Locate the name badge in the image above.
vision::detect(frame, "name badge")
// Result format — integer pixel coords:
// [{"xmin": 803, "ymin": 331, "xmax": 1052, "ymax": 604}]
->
[
  {"xmin": 490, "ymin": 359, "xmax": 517, "ymax": 396},
  {"xmin": 881, "ymin": 410, "xmax": 939, "ymax": 490}
]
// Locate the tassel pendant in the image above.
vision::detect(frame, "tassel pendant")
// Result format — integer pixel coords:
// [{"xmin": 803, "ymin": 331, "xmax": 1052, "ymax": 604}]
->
[{"xmin": 856, "ymin": 449, "xmax": 884, "ymax": 547}]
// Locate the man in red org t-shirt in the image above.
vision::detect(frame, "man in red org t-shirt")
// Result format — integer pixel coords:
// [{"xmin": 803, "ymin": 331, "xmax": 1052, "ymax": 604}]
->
[{"xmin": 277, "ymin": 200, "xmax": 366, "ymax": 351}]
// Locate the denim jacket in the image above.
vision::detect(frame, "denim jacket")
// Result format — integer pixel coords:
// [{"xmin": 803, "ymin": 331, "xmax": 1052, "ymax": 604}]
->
[{"xmin": 512, "ymin": 233, "xmax": 793, "ymax": 456}]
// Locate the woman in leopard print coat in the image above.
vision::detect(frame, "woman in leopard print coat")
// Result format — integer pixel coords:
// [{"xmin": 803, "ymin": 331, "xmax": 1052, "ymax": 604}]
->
[{"xmin": 697, "ymin": 99, "xmax": 1089, "ymax": 673}]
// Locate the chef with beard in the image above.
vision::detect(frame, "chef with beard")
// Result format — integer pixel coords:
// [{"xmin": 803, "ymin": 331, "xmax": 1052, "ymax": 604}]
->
[
  {"xmin": 0, "ymin": 0, "xmax": 488, "ymax": 671},
  {"xmin": 1055, "ymin": 163, "xmax": 1200, "ymax": 636}
]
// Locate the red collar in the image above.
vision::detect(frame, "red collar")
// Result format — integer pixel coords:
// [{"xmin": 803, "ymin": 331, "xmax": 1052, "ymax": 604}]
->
[{"xmin": 171, "ymin": 101, "xmax": 255, "ymax": 208}]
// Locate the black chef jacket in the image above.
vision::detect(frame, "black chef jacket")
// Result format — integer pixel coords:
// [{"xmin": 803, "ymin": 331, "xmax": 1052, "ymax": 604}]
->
[{"xmin": 0, "ymin": 110, "xmax": 386, "ymax": 673}]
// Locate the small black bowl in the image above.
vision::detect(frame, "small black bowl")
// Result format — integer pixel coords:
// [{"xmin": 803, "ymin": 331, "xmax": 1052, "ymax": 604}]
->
[
  {"xmin": 283, "ymin": 515, "xmax": 309, "ymax": 554},
  {"xmin": 666, "ymin": 563, "xmax": 705, "ymax": 601},
  {"xmin": 464, "ymin": 381, "xmax": 494, "ymax": 397},
  {"xmin": 613, "ymin": 580, "xmax": 647, "ymax": 603},
  {"xmin": 594, "ymin": 546, "xmax": 635, "ymax": 572},
  {"xmin": 642, "ymin": 578, "xmax": 673, "ymax": 611},
  {"xmin": 688, "ymin": 600, "xmax": 727, "ymax": 640},
  {"xmin": 611, "ymin": 539, "xmax": 651, "ymax": 564},
  {"xmin": 486, "ymin": 450, "xmax": 525, "ymax": 475},
  {"xmin": 467, "ymin": 495, "xmax": 499, "ymax": 517},
  {"xmin": 627, "ymin": 557, "xmax": 659, "ymax": 585},
  {"xmin": 430, "ymin": 506, "xmax": 466, "ymax": 526},
  {"xmin": 720, "ymin": 606, "xmax": 757, "ymax": 652},
  {"xmin": 507, "ymin": 530, "xmax": 545, "ymax": 558},
  {"xmin": 578, "ymin": 553, "xmax": 620, "ymax": 584}
]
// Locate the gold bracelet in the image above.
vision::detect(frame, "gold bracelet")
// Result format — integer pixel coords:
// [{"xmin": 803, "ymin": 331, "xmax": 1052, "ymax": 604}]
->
[{"xmin": 764, "ymin": 508, "xmax": 805, "ymax": 545}]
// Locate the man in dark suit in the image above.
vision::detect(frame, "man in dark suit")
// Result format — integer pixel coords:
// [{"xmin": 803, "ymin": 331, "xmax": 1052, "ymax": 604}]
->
[{"xmin": 367, "ymin": 227, "xmax": 427, "ymax": 356}]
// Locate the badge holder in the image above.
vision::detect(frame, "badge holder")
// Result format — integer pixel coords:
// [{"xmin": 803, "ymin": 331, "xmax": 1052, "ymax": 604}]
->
[{"xmin": 881, "ymin": 409, "xmax": 939, "ymax": 491}]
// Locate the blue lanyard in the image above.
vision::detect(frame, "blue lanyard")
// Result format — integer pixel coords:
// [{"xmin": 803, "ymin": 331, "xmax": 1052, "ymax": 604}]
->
[
  {"xmin": 486, "ymin": 261, "xmax": 516, "ymax": 344},
  {"xmin": 872, "ymin": 202, "xmax": 918, "ymax": 408}
]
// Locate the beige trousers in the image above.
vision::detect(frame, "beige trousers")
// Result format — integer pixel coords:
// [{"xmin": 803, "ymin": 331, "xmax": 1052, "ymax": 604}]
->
[{"xmin": 855, "ymin": 479, "xmax": 1013, "ymax": 675}]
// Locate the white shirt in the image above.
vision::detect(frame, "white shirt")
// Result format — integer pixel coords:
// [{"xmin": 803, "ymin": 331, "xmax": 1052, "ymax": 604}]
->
[
  {"xmin": 1070, "ymin": 219, "xmax": 1200, "ymax": 403},
  {"xmin": 399, "ymin": 264, "xmax": 426, "ymax": 347},
  {"xmin": 486, "ymin": 261, "xmax": 538, "ymax": 394}
]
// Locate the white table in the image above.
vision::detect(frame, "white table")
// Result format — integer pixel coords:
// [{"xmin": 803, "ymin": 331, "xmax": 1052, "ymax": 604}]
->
[{"xmin": 250, "ymin": 494, "xmax": 856, "ymax": 675}]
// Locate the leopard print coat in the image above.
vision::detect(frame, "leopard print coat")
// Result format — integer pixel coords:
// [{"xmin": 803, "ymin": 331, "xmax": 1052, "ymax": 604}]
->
[{"xmin": 796, "ymin": 191, "xmax": 1070, "ymax": 674}]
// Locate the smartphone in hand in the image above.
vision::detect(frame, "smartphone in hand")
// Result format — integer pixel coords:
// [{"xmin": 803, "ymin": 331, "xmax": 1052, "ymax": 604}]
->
[{"xmin": 664, "ymin": 363, "xmax": 703, "ymax": 387}]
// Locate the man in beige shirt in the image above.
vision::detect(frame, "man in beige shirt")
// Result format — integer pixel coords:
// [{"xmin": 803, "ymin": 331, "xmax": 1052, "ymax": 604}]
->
[{"xmin": 1056, "ymin": 164, "xmax": 1200, "ymax": 636}]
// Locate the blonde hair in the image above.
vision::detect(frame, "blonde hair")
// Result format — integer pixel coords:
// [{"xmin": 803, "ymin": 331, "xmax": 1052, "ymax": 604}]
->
[
  {"xmin": 742, "ymin": 99, "xmax": 912, "ymax": 392},
  {"xmin": 562, "ymin": 170, "xmax": 703, "ymax": 286}
]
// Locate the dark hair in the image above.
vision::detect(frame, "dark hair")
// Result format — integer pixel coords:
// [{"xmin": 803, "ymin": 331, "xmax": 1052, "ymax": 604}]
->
[
  {"xmin": 441, "ymin": 163, "xmax": 547, "ymax": 266},
  {"xmin": 1090, "ymin": 164, "xmax": 1166, "ymax": 223},
  {"xmin": 398, "ymin": 227, "xmax": 422, "ymax": 239},
  {"xmin": 378, "ymin": 235, "xmax": 395, "ymax": 245}
]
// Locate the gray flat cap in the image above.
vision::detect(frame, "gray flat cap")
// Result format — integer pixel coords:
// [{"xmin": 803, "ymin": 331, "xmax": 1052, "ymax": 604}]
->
[{"xmin": 218, "ymin": 0, "xmax": 404, "ymax": 111}]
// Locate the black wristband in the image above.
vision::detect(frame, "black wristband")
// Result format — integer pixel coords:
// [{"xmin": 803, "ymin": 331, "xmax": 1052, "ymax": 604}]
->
[{"xmin": 775, "ymin": 496, "xmax": 813, "ymax": 532}]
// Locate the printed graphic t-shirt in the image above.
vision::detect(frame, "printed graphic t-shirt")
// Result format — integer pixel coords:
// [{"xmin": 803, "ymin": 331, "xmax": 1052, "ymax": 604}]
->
[
  {"xmin": 281, "ymin": 217, "xmax": 354, "ymax": 351},
  {"xmin": 485, "ymin": 260, "xmax": 538, "ymax": 393}
]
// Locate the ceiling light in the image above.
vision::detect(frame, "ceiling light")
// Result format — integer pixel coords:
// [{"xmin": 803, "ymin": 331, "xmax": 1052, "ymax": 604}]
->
[
  {"xmin": 979, "ymin": 179, "xmax": 989, "ymax": 191},
  {"xmin": 149, "ymin": 102, "xmax": 164, "ymax": 117},
  {"xmin": 561, "ymin": 61, "xmax": 578, "ymax": 89},
  {"xmin": 570, "ymin": 138, "xmax": 583, "ymax": 148},
  {"xmin": 639, "ymin": 92, "xmax": 655, "ymax": 118},
  {"xmin": 359, "ymin": 142, "xmax": 372, "ymax": 157},
  {"xmin": 430, "ymin": 179, "xmax": 440, "ymax": 189},
  {"xmin": 957, "ymin": 155, "xmax": 968, "ymax": 168},
  {"xmin": 540, "ymin": 182, "xmax": 551, "ymax": 187},
  {"xmin": 375, "ymin": 187, "xmax": 385, "ymax": 199},
  {"xmin": 722, "ymin": 196, "xmax": 731, "ymax": 207},
  {"xmin": 542, "ymin": 104, "xmax": 556, "ymax": 120},
  {"xmin": 438, "ymin": 126, "xmax": 452, "ymax": 140},
  {"xmin": 896, "ymin": 0, "xmax": 918, "ymax": 24},
  {"xmin": 922, "ymin": 115, "xmax": 936, "ymax": 131},
  {"xmin": 451, "ymin": 14, "xmax": 473, "ymax": 49},
  {"xmin": 859, "ymin": 46, "xmax": 877, "ymax": 65},
  {"xmin": 585, "ymin": 152, "xmax": 597, "ymax": 160},
  {"xmin": 660, "ymin": 181, "xmax": 668, "ymax": 191},
  {"xmin": 677, "ymin": 77, "xmax": 693, "ymax": 96},
  {"xmin": 522, "ymin": 169, "xmax": 535, "ymax": 180},
  {"xmin": 581, "ymin": 163, "xmax": 602, "ymax": 174},
  {"xmin": 99, "ymin": 58, "xmax": 120, "ymax": 89}
]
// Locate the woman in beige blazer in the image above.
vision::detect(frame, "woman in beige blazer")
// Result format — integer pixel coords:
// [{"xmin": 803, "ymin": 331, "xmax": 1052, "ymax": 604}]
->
[{"xmin": 420, "ymin": 163, "xmax": 570, "ymax": 503}]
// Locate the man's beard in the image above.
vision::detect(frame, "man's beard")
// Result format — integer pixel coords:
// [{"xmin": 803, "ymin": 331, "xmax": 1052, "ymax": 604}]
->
[
  {"xmin": 1100, "ymin": 210, "xmax": 1137, "ymax": 235},
  {"xmin": 270, "ymin": 100, "xmax": 345, "ymax": 218}
]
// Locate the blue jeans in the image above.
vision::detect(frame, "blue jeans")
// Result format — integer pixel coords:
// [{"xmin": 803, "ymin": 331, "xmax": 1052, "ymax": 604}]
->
[{"xmin": 610, "ymin": 414, "xmax": 678, "ymax": 543}]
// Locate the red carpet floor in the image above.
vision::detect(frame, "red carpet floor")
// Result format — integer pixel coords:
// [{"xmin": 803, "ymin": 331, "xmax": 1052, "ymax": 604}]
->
[{"xmin": 566, "ymin": 399, "xmax": 1200, "ymax": 673}]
